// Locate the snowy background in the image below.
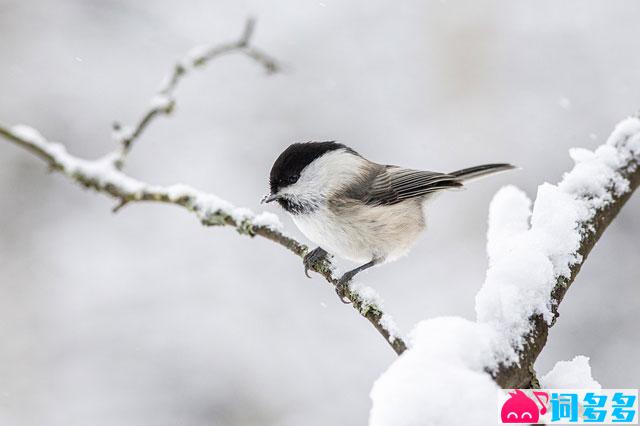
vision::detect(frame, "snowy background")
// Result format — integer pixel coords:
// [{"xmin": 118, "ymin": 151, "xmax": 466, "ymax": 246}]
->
[{"xmin": 0, "ymin": 1, "xmax": 639, "ymax": 425}]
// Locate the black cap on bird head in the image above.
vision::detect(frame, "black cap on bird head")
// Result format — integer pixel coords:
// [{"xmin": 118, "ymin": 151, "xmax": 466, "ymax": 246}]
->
[{"xmin": 267, "ymin": 141, "xmax": 355, "ymax": 196}]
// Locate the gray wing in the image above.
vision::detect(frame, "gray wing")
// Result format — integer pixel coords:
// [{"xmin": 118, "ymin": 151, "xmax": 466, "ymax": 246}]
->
[{"xmin": 361, "ymin": 166, "xmax": 462, "ymax": 206}]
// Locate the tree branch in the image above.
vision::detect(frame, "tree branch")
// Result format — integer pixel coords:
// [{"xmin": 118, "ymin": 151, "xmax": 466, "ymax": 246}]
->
[
  {"xmin": 111, "ymin": 17, "xmax": 279, "ymax": 168},
  {"xmin": 0, "ymin": 19, "xmax": 407, "ymax": 355},
  {"xmin": 492, "ymin": 117, "xmax": 640, "ymax": 388}
]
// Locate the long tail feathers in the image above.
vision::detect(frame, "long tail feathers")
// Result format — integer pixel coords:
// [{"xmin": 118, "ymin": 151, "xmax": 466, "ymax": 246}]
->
[{"xmin": 449, "ymin": 163, "xmax": 516, "ymax": 183}]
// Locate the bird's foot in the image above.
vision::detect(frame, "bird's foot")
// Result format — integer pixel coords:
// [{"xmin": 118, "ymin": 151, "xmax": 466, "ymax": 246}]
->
[
  {"xmin": 335, "ymin": 272, "xmax": 355, "ymax": 304},
  {"xmin": 303, "ymin": 247, "xmax": 330, "ymax": 278}
]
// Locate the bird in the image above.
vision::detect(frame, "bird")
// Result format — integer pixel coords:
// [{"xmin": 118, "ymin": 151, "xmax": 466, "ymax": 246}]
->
[{"xmin": 262, "ymin": 141, "xmax": 514, "ymax": 302}]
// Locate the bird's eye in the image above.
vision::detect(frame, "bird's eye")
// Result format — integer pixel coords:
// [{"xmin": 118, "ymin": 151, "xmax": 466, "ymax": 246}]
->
[{"xmin": 286, "ymin": 175, "xmax": 299, "ymax": 185}]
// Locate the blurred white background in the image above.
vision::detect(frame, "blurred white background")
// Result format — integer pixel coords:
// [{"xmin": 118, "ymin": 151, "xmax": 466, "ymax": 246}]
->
[{"xmin": 0, "ymin": 1, "xmax": 638, "ymax": 425}]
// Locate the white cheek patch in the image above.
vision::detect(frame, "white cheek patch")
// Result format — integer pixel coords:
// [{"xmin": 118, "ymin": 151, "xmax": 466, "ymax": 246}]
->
[
  {"xmin": 283, "ymin": 149, "xmax": 367, "ymax": 198},
  {"xmin": 277, "ymin": 181, "xmax": 317, "ymax": 211}
]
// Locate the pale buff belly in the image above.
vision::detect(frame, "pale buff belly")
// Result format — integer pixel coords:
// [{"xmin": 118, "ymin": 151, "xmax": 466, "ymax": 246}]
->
[{"xmin": 291, "ymin": 200, "xmax": 426, "ymax": 264}]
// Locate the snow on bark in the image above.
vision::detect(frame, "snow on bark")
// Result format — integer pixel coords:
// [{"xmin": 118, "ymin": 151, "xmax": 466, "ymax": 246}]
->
[
  {"xmin": 541, "ymin": 356, "xmax": 601, "ymax": 390},
  {"xmin": 7, "ymin": 124, "xmax": 283, "ymax": 231},
  {"xmin": 477, "ymin": 117, "xmax": 640, "ymax": 362},
  {"xmin": 370, "ymin": 318, "xmax": 503, "ymax": 426}
]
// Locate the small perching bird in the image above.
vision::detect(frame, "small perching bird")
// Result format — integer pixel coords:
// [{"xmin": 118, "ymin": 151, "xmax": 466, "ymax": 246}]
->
[{"xmin": 263, "ymin": 142, "xmax": 514, "ymax": 301}]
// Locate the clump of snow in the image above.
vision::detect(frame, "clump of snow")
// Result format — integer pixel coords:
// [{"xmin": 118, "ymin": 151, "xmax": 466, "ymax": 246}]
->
[
  {"xmin": 164, "ymin": 183, "xmax": 200, "ymax": 201},
  {"xmin": 229, "ymin": 207, "xmax": 254, "ymax": 223},
  {"xmin": 476, "ymin": 224, "xmax": 556, "ymax": 357},
  {"xmin": 477, "ymin": 183, "xmax": 586, "ymax": 357},
  {"xmin": 561, "ymin": 145, "xmax": 629, "ymax": 202},
  {"xmin": 11, "ymin": 124, "xmax": 47, "ymax": 145},
  {"xmin": 370, "ymin": 318, "xmax": 503, "ymax": 426},
  {"xmin": 486, "ymin": 185, "xmax": 531, "ymax": 262},
  {"xmin": 74, "ymin": 155, "xmax": 148, "ymax": 195},
  {"xmin": 149, "ymin": 94, "xmax": 174, "ymax": 111},
  {"xmin": 379, "ymin": 314, "xmax": 401, "ymax": 344},
  {"xmin": 541, "ymin": 356, "xmax": 601, "ymax": 389},
  {"xmin": 185, "ymin": 190, "xmax": 252, "ymax": 225},
  {"xmin": 349, "ymin": 281, "xmax": 383, "ymax": 307},
  {"xmin": 606, "ymin": 116, "xmax": 640, "ymax": 158},
  {"xmin": 251, "ymin": 211, "xmax": 283, "ymax": 231},
  {"xmin": 11, "ymin": 125, "xmax": 71, "ymax": 163},
  {"xmin": 163, "ymin": 185, "xmax": 237, "ymax": 222},
  {"xmin": 530, "ymin": 183, "xmax": 590, "ymax": 276},
  {"xmin": 476, "ymin": 116, "xmax": 640, "ymax": 362},
  {"xmin": 157, "ymin": 74, "xmax": 174, "ymax": 93}
]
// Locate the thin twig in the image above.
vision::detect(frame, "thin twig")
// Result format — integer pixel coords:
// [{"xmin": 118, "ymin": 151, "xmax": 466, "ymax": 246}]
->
[{"xmin": 112, "ymin": 17, "xmax": 280, "ymax": 167}]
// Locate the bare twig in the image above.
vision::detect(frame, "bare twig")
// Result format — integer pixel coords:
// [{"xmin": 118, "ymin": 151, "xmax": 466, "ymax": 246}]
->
[
  {"xmin": 112, "ymin": 17, "xmax": 280, "ymax": 167},
  {"xmin": 0, "ymin": 123, "xmax": 407, "ymax": 355}
]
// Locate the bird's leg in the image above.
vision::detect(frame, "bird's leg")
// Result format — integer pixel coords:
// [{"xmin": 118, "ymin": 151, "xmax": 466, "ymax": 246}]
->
[
  {"xmin": 303, "ymin": 247, "xmax": 330, "ymax": 278},
  {"xmin": 335, "ymin": 258, "xmax": 381, "ymax": 303}
]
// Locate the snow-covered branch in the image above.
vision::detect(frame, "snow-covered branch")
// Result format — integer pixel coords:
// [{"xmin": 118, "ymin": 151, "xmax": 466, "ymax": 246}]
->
[
  {"xmin": 0, "ymin": 20, "xmax": 407, "ymax": 356},
  {"xmin": 487, "ymin": 116, "xmax": 640, "ymax": 388},
  {"xmin": 370, "ymin": 116, "xmax": 640, "ymax": 425}
]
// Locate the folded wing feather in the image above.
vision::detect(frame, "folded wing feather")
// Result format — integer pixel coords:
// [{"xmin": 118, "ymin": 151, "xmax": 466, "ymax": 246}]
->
[{"xmin": 362, "ymin": 166, "xmax": 462, "ymax": 206}]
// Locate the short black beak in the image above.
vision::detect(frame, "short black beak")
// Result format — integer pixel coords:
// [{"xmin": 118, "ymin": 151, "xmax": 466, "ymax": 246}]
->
[{"xmin": 261, "ymin": 193, "xmax": 280, "ymax": 204}]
